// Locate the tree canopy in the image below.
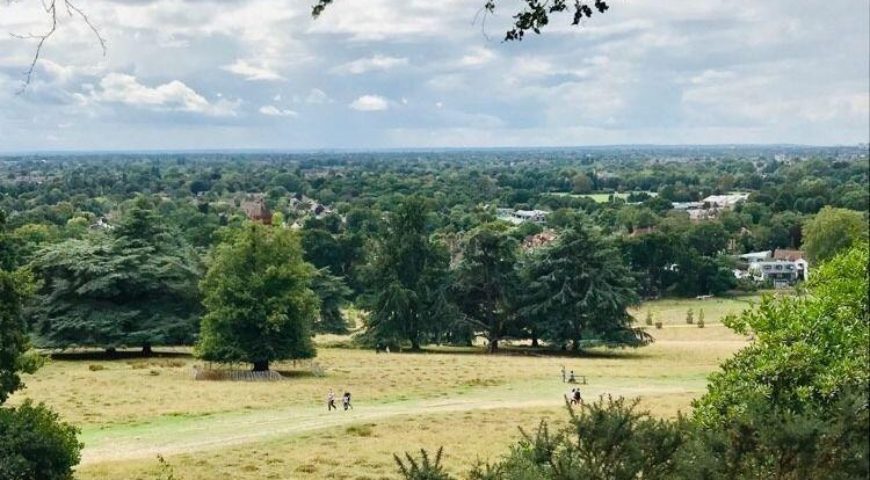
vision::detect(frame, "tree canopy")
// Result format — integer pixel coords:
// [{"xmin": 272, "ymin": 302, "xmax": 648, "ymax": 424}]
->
[
  {"xmin": 454, "ymin": 225, "xmax": 520, "ymax": 352},
  {"xmin": 694, "ymin": 242, "xmax": 870, "ymax": 426},
  {"xmin": 801, "ymin": 206, "xmax": 869, "ymax": 264},
  {"xmin": 27, "ymin": 199, "xmax": 202, "ymax": 352},
  {"xmin": 312, "ymin": 0, "xmax": 610, "ymax": 41},
  {"xmin": 197, "ymin": 223, "xmax": 319, "ymax": 371},
  {"xmin": 522, "ymin": 219, "xmax": 648, "ymax": 350},
  {"xmin": 363, "ymin": 197, "xmax": 452, "ymax": 350},
  {"xmin": 0, "ymin": 209, "xmax": 82, "ymax": 480}
]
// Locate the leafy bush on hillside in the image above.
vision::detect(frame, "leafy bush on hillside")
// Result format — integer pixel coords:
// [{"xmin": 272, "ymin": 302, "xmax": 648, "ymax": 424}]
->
[{"xmin": 0, "ymin": 400, "xmax": 82, "ymax": 480}]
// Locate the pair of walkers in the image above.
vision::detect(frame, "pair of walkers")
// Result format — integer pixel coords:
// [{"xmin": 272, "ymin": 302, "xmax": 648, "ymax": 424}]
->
[
  {"xmin": 567, "ymin": 387, "xmax": 583, "ymax": 405},
  {"xmin": 327, "ymin": 389, "xmax": 353, "ymax": 411}
]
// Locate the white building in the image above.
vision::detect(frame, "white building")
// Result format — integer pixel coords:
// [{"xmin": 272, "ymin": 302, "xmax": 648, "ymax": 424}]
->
[
  {"xmin": 497, "ymin": 208, "xmax": 549, "ymax": 225},
  {"xmin": 701, "ymin": 193, "xmax": 750, "ymax": 209}
]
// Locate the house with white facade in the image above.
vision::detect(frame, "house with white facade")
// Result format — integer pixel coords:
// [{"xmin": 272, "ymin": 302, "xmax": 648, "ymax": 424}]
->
[
  {"xmin": 737, "ymin": 249, "xmax": 809, "ymax": 287},
  {"xmin": 497, "ymin": 208, "xmax": 549, "ymax": 225}
]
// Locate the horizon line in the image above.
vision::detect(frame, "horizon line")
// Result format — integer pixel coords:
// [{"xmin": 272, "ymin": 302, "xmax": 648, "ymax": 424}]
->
[{"xmin": 1, "ymin": 142, "xmax": 868, "ymax": 157}]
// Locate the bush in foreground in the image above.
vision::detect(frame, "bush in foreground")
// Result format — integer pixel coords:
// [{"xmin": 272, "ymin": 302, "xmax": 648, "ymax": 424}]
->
[
  {"xmin": 397, "ymin": 390, "xmax": 868, "ymax": 480},
  {"xmin": 0, "ymin": 400, "xmax": 82, "ymax": 480}
]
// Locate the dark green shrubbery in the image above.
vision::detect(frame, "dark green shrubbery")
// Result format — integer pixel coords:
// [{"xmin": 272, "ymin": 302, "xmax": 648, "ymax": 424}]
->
[
  {"xmin": 397, "ymin": 389, "xmax": 868, "ymax": 480},
  {"xmin": 0, "ymin": 239, "xmax": 82, "ymax": 480},
  {"xmin": 0, "ymin": 400, "xmax": 82, "ymax": 480}
]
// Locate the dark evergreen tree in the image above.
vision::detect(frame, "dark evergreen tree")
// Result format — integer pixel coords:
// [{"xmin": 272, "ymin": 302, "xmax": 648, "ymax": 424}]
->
[
  {"xmin": 522, "ymin": 220, "xmax": 648, "ymax": 351},
  {"xmin": 363, "ymin": 197, "xmax": 451, "ymax": 350},
  {"xmin": 310, "ymin": 269, "xmax": 352, "ymax": 334},
  {"xmin": 27, "ymin": 199, "xmax": 202, "ymax": 353},
  {"xmin": 454, "ymin": 225, "xmax": 520, "ymax": 353}
]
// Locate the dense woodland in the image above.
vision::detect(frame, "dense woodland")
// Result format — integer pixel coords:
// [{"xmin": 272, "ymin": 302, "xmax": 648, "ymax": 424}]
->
[{"xmin": 0, "ymin": 146, "xmax": 867, "ymax": 357}]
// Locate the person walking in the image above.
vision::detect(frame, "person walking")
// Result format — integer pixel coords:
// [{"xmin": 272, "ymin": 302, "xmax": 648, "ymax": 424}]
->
[
  {"xmin": 327, "ymin": 389, "xmax": 337, "ymax": 411},
  {"xmin": 342, "ymin": 391, "xmax": 353, "ymax": 410},
  {"xmin": 568, "ymin": 370, "xmax": 577, "ymax": 383}
]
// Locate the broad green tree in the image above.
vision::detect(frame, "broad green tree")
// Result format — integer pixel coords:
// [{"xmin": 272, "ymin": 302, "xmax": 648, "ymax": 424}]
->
[
  {"xmin": 694, "ymin": 243, "xmax": 870, "ymax": 426},
  {"xmin": 364, "ymin": 197, "xmax": 451, "ymax": 350},
  {"xmin": 197, "ymin": 223, "xmax": 318, "ymax": 371},
  {"xmin": 0, "ymin": 269, "xmax": 37, "ymax": 405},
  {"xmin": 523, "ymin": 220, "xmax": 647, "ymax": 350},
  {"xmin": 0, "ymin": 214, "xmax": 82, "ymax": 480},
  {"xmin": 28, "ymin": 200, "xmax": 202, "ymax": 353},
  {"xmin": 802, "ymin": 206, "xmax": 868, "ymax": 263}
]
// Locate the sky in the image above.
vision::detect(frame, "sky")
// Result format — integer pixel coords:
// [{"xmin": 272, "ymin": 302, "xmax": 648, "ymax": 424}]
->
[{"xmin": 0, "ymin": 0, "xmax": 868, "ymax": 152}]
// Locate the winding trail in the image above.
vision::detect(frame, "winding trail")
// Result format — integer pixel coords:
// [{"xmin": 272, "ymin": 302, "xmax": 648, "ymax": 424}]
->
[{"xmin": 80, "ymin": 380, "xmax": 701, "ymax": 465}]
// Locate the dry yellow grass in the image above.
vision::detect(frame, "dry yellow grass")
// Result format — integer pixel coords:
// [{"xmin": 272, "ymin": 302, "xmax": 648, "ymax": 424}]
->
[
  {"xmin": 629, "ymin": 294, "xmax": 765, "ymax": 327},
  {"xmin": 6, "ymin": 296, "xmax": 758, "ymax": 480}
]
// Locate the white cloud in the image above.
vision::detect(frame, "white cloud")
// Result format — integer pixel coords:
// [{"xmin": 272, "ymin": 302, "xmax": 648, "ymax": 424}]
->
[
  {"xmin": 459, "ymin": 47, "xmax": 495, "ymax": 67},
  {"xmin": 332, "ymin": 54, "xmax": 408, "ymax": 74},
  {"xmin": 0, "ymin": 0, "xmax": 868, "ymax": 149},
  {"xmin": 259, "ymin": 105, "xmax": 298, "ymax": 117},
  {"xmin": 221, "ymin": 59, "xmax": 285, "ymax": 82},
  {"xmin": 305, "ymin": 88, "xmax": 331, "ymax": 104},
  {"xmin": 349, "ymin": 95, "xmax": 389, "ymax": 111},
  {"xmin": 89, "ymin": 73, "xmax": 238, "ymax": 117}
]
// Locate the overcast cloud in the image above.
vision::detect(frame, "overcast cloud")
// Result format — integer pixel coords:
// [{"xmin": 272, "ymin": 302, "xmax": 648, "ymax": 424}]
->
[{"xmin": 0, "ymin": 0, "xmax": 867, "ymax": 151}]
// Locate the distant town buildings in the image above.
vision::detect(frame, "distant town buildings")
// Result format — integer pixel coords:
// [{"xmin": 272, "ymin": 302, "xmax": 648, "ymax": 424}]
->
[
  {"xmin": 702, "ymin": 193, "xmax": 750, "ymax": 209},
  {"xmin": 736, "ymin": 249, "xmax": 809, "ymax": 287},
  {"xmin": 289, "ymin": 193, "xmax": 332, "ymax": 218},
  {"xmin": 522, "ymin": 230, "xmax": 558, "ymax": 250},
  {"xmin": 497, "ymin": 208, "xmax": 549, "ymax": 225},
  {"xmin": 89, "ymin": 217, "xmax": 114, "ymax": 230},
  {"xmin": 241, "ymin": 196, "xmax": 272, "ymax": 225},
  {"xmin": 672, "ymin": 193, "xmax": 750, "ymax": 221}
]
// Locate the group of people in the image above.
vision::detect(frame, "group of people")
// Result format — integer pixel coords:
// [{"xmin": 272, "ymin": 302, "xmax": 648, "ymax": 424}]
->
[
  {"xmin": 327, "ymin": 389, "xmax": 353, "ymax": 411},
  {"xmin": 560, "ymin": 365, "xmax": 583, "ymax": 405}
]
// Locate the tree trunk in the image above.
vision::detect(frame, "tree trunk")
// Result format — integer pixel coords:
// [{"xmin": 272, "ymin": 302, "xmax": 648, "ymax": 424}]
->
[
  {"xmin": 488, "ymin": 338, "xmax": 499, "ymax": 353},
  {"xmin": 572, "ymin": 339, "xmax": 582, "ymax": 352},
  {"xmin": 531, "ymin": 333, "xmax": 539, "ymax": 348},
  {"xmin": 410, "ymin": 340, "xmax": 421, "ymax": 351},
  {"xmin": 252, "ymin": 360, "xmax": 269, "ymax": 372},
  {"xmin": 141, "ymin": 343, "xmax": 153, "ymax": 356},
  {"xmin": 105, "ymin": 347, "xmax": 117, "ymax": 358}
]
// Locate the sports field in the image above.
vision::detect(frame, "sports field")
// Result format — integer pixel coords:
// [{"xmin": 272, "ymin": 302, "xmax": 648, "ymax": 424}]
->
[{"xmin": 10, "ymin": 296, "xmax": 757, "ymax": 480}]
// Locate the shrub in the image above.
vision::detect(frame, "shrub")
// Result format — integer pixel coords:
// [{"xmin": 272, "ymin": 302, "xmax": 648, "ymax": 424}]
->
[
  {"xmin": 0, "ymin": 400, "xmax": 82, "ymax": 480},
  {"xmin": 395, "ymin": 448, "xmax": 453, "ymax": 480},
  {"xmin": 685, "ymin": 308, "xmax": 694, "ymax": 324},
  {"xmin": 655, "ymin": 321, "xmax": 663, "ymax": 329},
  {"xmin": 156, "ymin": 455, "xmax": 179, "ymax": 480},
  {"xmin": 697, "ymin": 309, "xmax": 705, "ymax": 328},
  {"xmin": 465, "ymin": 396, "xmax": 686, "ymax": 480},
  {"xmin": 88, "ymin": 364, "xmax": 105, "ymax": 372},
  {"xmin": 645, "ymin": 311, "xmax": 653, "ymax": 326}
]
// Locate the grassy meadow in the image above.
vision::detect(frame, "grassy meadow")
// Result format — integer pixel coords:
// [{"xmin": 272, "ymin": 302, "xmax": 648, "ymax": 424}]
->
[{"xmin": 8, "ymin": 296, "xmax": 762, "ymax": 480}]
